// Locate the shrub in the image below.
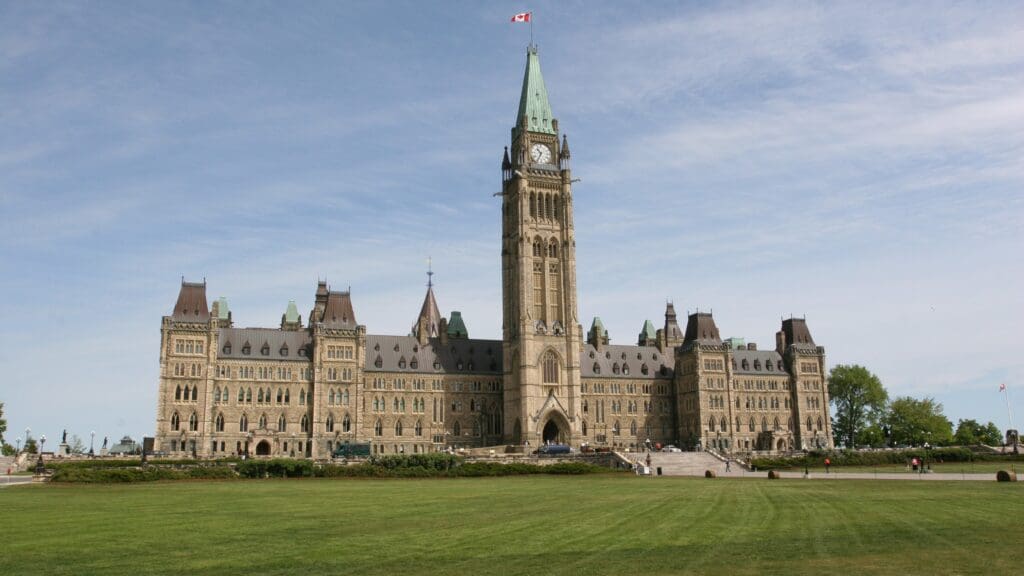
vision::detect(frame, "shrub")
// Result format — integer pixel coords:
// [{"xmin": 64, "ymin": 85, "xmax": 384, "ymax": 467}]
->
[
  {"xmin": 996, "ymin": 470, "xmax": 1017, "ymax": 482},
  {"xmin": 705, "ymin": 470, "xmax": 716, "ymax": 478},
  {"xmin": 236, "ymin": 458, "xmax": 313, "ymax": 478}
]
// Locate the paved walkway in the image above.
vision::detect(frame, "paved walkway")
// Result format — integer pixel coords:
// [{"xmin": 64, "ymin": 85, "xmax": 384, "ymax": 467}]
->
[
  {"xmin": 0, "ymin": 475, "xmax": 35, "ymax": 488},
  {"xmin": 706, "ymin": 469, "xmax": 1003, "ymax": 481}
]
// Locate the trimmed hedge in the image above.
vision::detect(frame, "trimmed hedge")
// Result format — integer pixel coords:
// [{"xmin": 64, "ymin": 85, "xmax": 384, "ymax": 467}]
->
[
  {"xmin": 50, "ymin": 466, "xmax": 238, "ymax": 483},
  {"xmin": 751, "ymin": 448, "xmax": 1024, "ymax": 471}
]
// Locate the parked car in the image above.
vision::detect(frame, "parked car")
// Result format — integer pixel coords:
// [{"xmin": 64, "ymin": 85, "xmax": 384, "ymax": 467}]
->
[
  {"xmin": 661, "ymin": 445, "xmax": 682, "ymax": 453},
  {"xmin": 535, "ymin": 444, "xmax": 572, "ymax": 455}
]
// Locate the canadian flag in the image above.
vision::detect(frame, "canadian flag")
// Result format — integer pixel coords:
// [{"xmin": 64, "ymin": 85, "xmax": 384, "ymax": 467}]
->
[
  {"xmin": 1000, "ymin": 383, "xmax": 1007, "ymax": 392},
  {"xmin": 511, "ymin": 12, "xmax": 531, "ymax": 23}
]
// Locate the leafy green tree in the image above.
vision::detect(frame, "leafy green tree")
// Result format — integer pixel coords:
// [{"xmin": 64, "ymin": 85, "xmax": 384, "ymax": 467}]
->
[
  {"xmin": 856, "ymin": 423, "xmax": 886, "ymax": 447},
  {"xmin": 0, "ymin": 401, "xmax": 6, "ymax": 446},
  {"xmin": 23, "ymin": 436, "xmax": 38, "ymax": 454},
  {"xmin": 885, "ymin": 396, "xmax": 953, "ymax": 446},
  {"xmin": 69, "ymin": 435, "xmax": 86, "ymax": 454},
  {"xmin": 953, "ymin": 419, "xmax": 1002, "ymax": 446},
  {"xmin": 828, "ymin": 365, "xmax": 888, "ymax": 448}
]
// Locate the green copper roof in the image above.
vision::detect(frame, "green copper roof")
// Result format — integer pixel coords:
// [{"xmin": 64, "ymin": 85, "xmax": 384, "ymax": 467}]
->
[
  {"xmin": 590, "ymin": 317, "xmax": 606, "ymax": 334},
  {"xmin": 640, "ymin": 320, "xmax": 656, "ymax": 340},
  {"xmin": 216, "ymin": 297, "xmax": 230, "ymax": 320},
  {"xmin": 284, "ymin": 300, "xmax": 300, "ymax": 323},
  {"xmin": 516, "ymin": 46, "xmax": 555, "ymax": 135},
  {"xmin": 447, "ymin": 311, "xmax": 468, "ymax": 338}
]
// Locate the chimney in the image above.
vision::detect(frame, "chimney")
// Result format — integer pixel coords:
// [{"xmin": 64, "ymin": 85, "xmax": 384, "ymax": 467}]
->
[{"xmin": 776, "ymin": 330, "xmax": 786, "ymax": 353}]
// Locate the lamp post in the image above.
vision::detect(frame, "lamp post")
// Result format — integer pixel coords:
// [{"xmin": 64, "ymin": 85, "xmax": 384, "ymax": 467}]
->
[
  {"xmin": 25, "ymin": 427, "xmax": 31, "ymax": 453},
  {"xmin": 16, "ymin": 437, "xmax": 21, "ymax": 454},
  {"xmin": 90, "ymin": 430, "xmax": 96, "ymax": 457},
  {"xmin": 35, "ymin": 435, "xmax": 46, "ymax": 474}
]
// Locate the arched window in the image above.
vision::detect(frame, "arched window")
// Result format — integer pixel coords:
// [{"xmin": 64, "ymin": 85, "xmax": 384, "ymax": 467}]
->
[
  {"xmin": 300, "ymin": 389, "xmax": 306, "ymax": 405},
  {"xmin": 806, "ymin": 417, "xmax": 813, "ymax": 431},
  {"xmin": 175, "ymin": 385, "xmax": 182, "ymax": 401},
  {"xmin": 593, "ymin": 362, "xmax": 601, "ymax": 374},
  {"xmin": 284, "ymin": 389, "xmax": 289, "ymax": 404},
  {"xmin": 415, "ymin": 420, "xmax": 423, "ymax": 436},
  {"xmin": 257, "ymin": 388, "xmax": 264, "ymax": 403},
  {"xmin": 238, "ymin": 388, "xmax": 244, "ymax": 402},
  {"xmin": 239, "ymin": 414, "xmax": 248, "ymax": 432},
  {"xmin": 329, "ymin": 389, "xmax": 335, "ymax": 405},
  {"xmin": 622, "ymin": 363, "xmax": 630, "ymax": 376},
  {"xmin": 720, "ymin": 417, "xmax": 727, "ymax": 432},
  {"xmin": 581, "ymin": 420, "xmax": 588, "ymax": 436},
  {"xmin": 276, "ymin": 388, "xmax": 283, "ymax": 404},
  {"xmin": 817, "ymin": 417, "xmax": 823, "ymax": 431},
  {"xmin": 278, "ymin": 415, "xmax": 286, "ymax": 432},
  {"xmin": 548, "ymin": 240, "xmax": 558, "ymax": 258},
  {"xmin": 761, "ymin": 417, "xmax": 768, "ymax": 432},
  {"xmin": 189, "ymin": 412, "xmax": 198, "ymax": 431},
  {"xmin": 708, "ymin": 417, "xmax": 716, "ymax": 432},
  {"xmin": 641, "ymin": 363, "xmax": 649, "ymax": 375},
  {"xmin": 612, "ymin": 421, "xmax": 621, "ymax": 436},
  {"xmin": 630, "ymin": 421, "xmax": 638, "ymax": 435},
  {"xmin": 246, "ymin": 388, "xmax": 252, "ymax": 402},
  {"xmin": 301, "ymin": 414, "xmax": 310, "ymax": 433},
  {"xmin": 612, "ymin": 363, "xmax": 620, "ymax": 375},
  {"xmin": 530, "ymin": 193, "xmax": 537, "ymax": 219},
  {"xmin": 258, "ymin": 414, "xmax": 267, "ymax": 429},
  {"xmin": 374, "ymin": 355, "xmax": 383, "ymax": 368},
  {"xmin": 542, "ymin": 352, "xmax": 559, "ymax": 384},
  {"xmin": 749, "ymin": 418, "xmax": 755, "ymax": 432},
  {"xmin": 533, "ymin": 238, "xmax": 542, "ymax": 257},
  {"xmin": 215, "ymin": 413, "xmax": 224, "ymax": 432},
  {"xmin": 374, "ymin": 419, "xmax": 383, "ymax": 436},
  {"xmin": 213, "ymin": 387, "xmax": 221, "ymax": 403},
  {"xmin": 736, "ymin": 416, "xmax": 742, "ymax": 431},
  {"xmin": 582, "ymin": 399, "xmax": 588, "ymax": 413},
  {"xmin": 170, "ymin": 412, "xmax": 180, "ymax": 431},
  {"xmin": 343, "ymin": 413, "xmax": 351, "ymax": 432},
  {"xmin": 343, "ymin": 389, "xmax": 349, "ymax": 405},
  {"xmin": 395, "ymin": 420, "xmax": 404, "ymax": 436},
  {"xmin": 453, "ymin": 421, "xmax": 461, "ymax": 437},
  {"xmin": 326, "ymin": 415, "xmax": 334, "ymax": 433},
  {"xmin": 741, "ymin": 359, "xmax": 749, "ymax": 370},
  {"xmin": 773, "ymin": 417, "xmax": 780, "ymax": 431}
]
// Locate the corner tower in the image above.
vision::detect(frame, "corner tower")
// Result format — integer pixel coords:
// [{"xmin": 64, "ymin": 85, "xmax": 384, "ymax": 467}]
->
[{"xmin": 501, "ymin": 46, "xmax": 582, "ymax": 447}]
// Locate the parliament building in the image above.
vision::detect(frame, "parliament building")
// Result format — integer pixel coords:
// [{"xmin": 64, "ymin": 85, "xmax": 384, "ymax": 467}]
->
[{"xmin": 155, "ymin": 47, "xmax": 833, "ymax": 459}]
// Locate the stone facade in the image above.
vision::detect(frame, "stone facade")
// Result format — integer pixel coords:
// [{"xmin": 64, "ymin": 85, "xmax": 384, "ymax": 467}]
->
[{"xmin": 154, "ymin": 47, "xmax": 833, "ymax": 458}]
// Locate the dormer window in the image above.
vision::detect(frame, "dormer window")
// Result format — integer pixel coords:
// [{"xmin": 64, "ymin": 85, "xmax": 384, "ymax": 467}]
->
[
  {"xmin": 223, "ymin": 343, "xmax": 232, "ymax": 354},
  {"xmin": 622, "ymin": 364, "xmax": 630, "ymax": 376},
  {"xmin": 280, "ymin": 345, "xmax": 289, "ymax": 357},
  {"xmin": 394, "ymin": 344, "xmax": 400, "ymax": 352},
  {"xmin": 641, "ymin": 363, "xmax": 649, "ymax": 375},
  {"xmin": 605, "ymin": 352, "xmax": 611, "ymax": 359},
  {"xmin": 398, "ymin": 356, "xmax": 407, "ymax": 369},
  {"xmin": 754, "ymin": 359, "xmax": 761, "ymax": 370},
  {"xmin": 261, "ymin": 343, "xmax": 270, "ymax": 356},
  {"xmin": 612, "ymin": 363, "xmax": 620, "ymax": 375},
  {"xmin": 242, "ymin": 342, "xmax": 251, "ymax": 355},
  {"xmin": 660, "ymin": 365, "xmax": 668, "ymax": 376},
  {"xmin": 433, "ymin": 360, "xmax": 441, "ymax": 370},
  {"xmin": 410, "ymin": 357, "xmax": 418, "ymax": 370},
  {"xmin": 593, "ymin": 362, "xmax": 601, "ymax": 374},
  {"xmin": 741, "ymin": 359, "xmax": 749, "ymax": 370},
  {"xmin": 374, "ymin": 355, "xmax": 383, "ymax": 369}
]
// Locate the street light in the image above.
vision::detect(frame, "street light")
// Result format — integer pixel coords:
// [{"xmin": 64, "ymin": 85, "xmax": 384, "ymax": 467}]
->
[
  {"xmin": 16, "ymin": 437, "xmax": 21, "ymax": 454},
  {"xmin": 90, "ymin": 430, "xmax": 96, "ymax": 457},
  {"xmin": 36, "ymin": 434, "xmax": 47, "ymax": 474}
]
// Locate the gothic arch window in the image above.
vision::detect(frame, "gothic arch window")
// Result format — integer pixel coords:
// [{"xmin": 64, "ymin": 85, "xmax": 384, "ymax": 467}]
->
[
  {"xmin": 398, "ymin": 356, "xmax": 406, "ymax": 369},
  {"xmin": 612, "ymin": 420, "xmax": 621, "ymax": 436},
  {"xmin": 533, "ymin": 238, "xmax": 542, "ymax": 257},
  {"xmin": 736, "ymin": 416, "xmax": 742, "ymax": 431},
  {"xmin": 553, "ymin": 196, "xmax": 561, "ymax": 222},
  {"xmin": 175, "ymin": 385, "xmax": 182, "ymax": 401},
  {"xmin": 542, "ymin": 351, "xmax": 559, "ymax": 384},
  {"xmin": 720, "ymin": 417, "xmax": 727, "ymax": 432},
  {"xmin": 258, "ymin": 414, "xmax": 267, "ymax": 429},
  {"xmin": 257, "ymin": 388, "xmax": 264, "ymax": 403},
  {"xmin": 415, "ymin": 420, "xmax": 423, "ymax": 436},
  {"xmin": 238, "ymin": 388, "xmax": 245, "ymax": 403},
  {"xmin": 374, "ymin": 419, "xmax": 383, "ymax": 436},
  {"xmin": 708, "ymin": 417, "xmax": 716, "ymax": 432},
  {"xmin": 761, "ymin": 417, "xmax": 768, "ymax": 432},
  {"xmin": 284, "ymin": 389, "xmax": 290, "ymax": 404},
  {"xmin": 582, "ymin": 399, "xmax": 588, "ymax": 413},
  {"xmin": 239, "ymin": 414, "xmax": 248, "ymax": 432},
  {"xmin": 806, "ymin": 417, "xmax": 813, "ymax": 431},
  {"xmin": 189, "ymin": 412, "xmax": 198, "ymax": 431},
  {"xmin": 773, "ymin": 417, "xmax": 781, "ymax": 431},
  {"xmin": 453, "ymin": 421, "xmax": 461, "ymax": 437},
  {"xmin": 630, "ymin": 420, "xmax": 638, "ymax": 435},
  {"xmin": 326, "ymin": 414, "xmax": 335, "ymax": 433},
  {"xmin": 375, "ymin": 355, "xmax": 383, "ymax": 369},
  {"xmin": 581, "ymin": 420, "xmax": 588, "ymax": 436},
  {"xmin": 301, "ymin": 414, "xmax": 309, "ymax": 433},
  {"xmin": 548, "ymin": 240, "xmax": 558, "ymax": 258},
  {"xmin": 277, "ymin": 388, "xmax": 283, "ymax": 404},
  {"xmin": 215, "ymin": 413, "xmax": 224, "ymax": 432},
  {"xmin": 817, "ymin": 417, "xmax": 824, "ymax": 431},
  {"xmin": 593, "ymin": 362, "xmax": 601, "ymax": 374},
  {"xmin": 749, "ymin": 418, "xmax": 756, "ymax": 432},
  {"xmin": 171, "ymin": 412, "xmax": 180, "ymax": 431},
  {"xmin": 299, "ymin": 389, "xmax": 306, "ymax": 405},
  {"xmin": 214, "ymin": 387, "xmax": 221, "ymax": 403},
  {"xmin": 342, "ymin": 413, "xmax": 351, "ymax": 432},
  {"xmin": 612, "ymin": 363, "xmax": 620, "ymax": 375},
  {"xmin": 530, "ymin": 193, "xmax": 537, "ymax": 219},
  {"xmin": 278, "ymin": 415, "xmax": 287, "ymax": 432}
]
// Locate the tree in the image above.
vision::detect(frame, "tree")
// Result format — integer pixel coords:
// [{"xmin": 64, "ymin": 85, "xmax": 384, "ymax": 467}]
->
[
  {"xmin": 954, "ymin": 419, "xmax": 1002, "ymax": 446},
  {"xmin": 885, "ymin": 396, "xmax": 953, "ymax": 446},
  {"xmin": 23, "ymin": 436, "xmax": 38, "ymax": 454},
  {"xmin": 828, "ymin": 364, "xmax": 888, "ymax": 448},
  {"xmin": 68, "ymin": 434, "xmax": 86, "ymax": 455},
  {"xmin": 0, "ymin": 401, "xmax": 6, "ymax": 447}
]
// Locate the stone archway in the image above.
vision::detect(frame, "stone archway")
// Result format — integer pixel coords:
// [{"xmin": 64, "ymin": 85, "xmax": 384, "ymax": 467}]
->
[
  {"xmin": 255, "ymin": 440, "xmax": 271, "ymax": 456},
  {"xmin": 540, "ymin": 412, "xmax": 570, "ymax": 445}
]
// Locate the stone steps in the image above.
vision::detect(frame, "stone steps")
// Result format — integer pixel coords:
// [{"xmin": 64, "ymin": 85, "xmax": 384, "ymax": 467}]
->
[{"xmin": 633, "ymin": 451, "xmax": 735, "ymax": 477}]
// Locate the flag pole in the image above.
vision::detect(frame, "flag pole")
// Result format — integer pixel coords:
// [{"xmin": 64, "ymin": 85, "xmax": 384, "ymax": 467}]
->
[
  {"xmin": 1004, "ymin": 386, "xmax": 1014, "ymax": 432},
  {"xmin": 530, "ymin": 13, "xmax": 534, "ymax": 47}
]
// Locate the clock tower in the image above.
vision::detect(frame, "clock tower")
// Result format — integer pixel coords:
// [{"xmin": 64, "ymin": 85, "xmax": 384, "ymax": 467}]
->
[{"xmin": 500, "ymin": 46, "xmax": 583, "ymax": 447}]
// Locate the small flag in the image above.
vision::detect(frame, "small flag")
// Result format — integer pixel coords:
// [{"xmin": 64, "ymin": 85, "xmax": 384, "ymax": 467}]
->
[
  {"xmin": 1000, "ymin": 383, "xmax": 1007, "ymax": 392},
  {"xmin": 511, "ymin": 12, "xmax": 531, "ymax": 23}
]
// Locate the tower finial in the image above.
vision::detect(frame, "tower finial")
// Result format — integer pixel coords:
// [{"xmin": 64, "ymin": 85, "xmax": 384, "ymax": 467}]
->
[{"xmin": 427, "ymin": 256, "xmax": 434, "ymax": 289}]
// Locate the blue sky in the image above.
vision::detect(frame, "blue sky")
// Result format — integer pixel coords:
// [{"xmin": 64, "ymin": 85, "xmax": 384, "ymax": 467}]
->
[{"xmin": 1, "ymin": 2, "xmax": 1021, "ymax": 448}]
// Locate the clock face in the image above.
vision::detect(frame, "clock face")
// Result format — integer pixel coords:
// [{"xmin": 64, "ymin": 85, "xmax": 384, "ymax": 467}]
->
[{"xmin": 530, "ymin": 143, "xmax": 552, "ymax": 164}]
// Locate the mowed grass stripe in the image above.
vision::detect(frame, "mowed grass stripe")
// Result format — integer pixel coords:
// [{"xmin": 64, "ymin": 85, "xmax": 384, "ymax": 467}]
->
[{"xmin": 0, "ymin": 476, "xmax": 1021, "ymax": 575}]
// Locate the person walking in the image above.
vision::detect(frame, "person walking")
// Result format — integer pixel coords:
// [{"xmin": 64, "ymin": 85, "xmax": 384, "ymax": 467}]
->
[{"xmin": 824, "ymin": 457, "xmax": 831, "ymax": 474}]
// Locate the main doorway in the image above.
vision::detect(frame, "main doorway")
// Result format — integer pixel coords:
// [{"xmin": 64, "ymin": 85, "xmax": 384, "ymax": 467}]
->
[
  {"xmin": 255, "ymin": 440, "xmax": 271, "ymax": 456},
  {"xmin": 542, "ymin": 419, "xmax": 565, "ymax": 444}
]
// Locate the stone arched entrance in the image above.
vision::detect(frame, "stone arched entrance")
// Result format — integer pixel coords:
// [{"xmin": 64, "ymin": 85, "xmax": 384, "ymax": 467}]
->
[
  {"xmin": 541, "ymin": 413, "xmax": 569, "ymax": 445},
  {"xmin": 255, "ymin": 440, "xmax": 271, "ymax": 456}
]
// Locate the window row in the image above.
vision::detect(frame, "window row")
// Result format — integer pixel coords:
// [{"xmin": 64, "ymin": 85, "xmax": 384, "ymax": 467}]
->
[{"xmin": 174, "ymin": 339, "xmax": 205, "ymax": 355}]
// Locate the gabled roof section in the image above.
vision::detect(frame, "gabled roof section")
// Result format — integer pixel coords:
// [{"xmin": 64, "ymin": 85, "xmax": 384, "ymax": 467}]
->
[
  {"xmin": 515, "ymin": 46, "xmax": 555, "ymax": 136},
  {"xmin": 321, "ymin": 291, "xmax": 357, "ymax": 329},
  {"xmin": 639, "ymin": 320, "xmax": 657, "ymax": 343},
  {"xmin": 172, "ymin": 280, "xmax": 209, "ymax": 321},
  {"xmin": 580, "ymin": 344, "xmax": 675, "ymax": 380},
  {"xmin": 364, "ymin": 335, "xmax": 501, "ymax": 374},
  {"xmin": 412, "ymin": 286, "xmax": 442, "ymax": 339}
]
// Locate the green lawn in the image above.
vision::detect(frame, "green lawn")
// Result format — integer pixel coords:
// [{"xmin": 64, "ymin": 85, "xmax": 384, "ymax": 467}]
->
[
  {"xmin": 0, "ymin": 476, "xmax": 1020, "ymax": 575},
  {"xmin": 782, "ymin": 461, "xmax": 1021, "ymax": 474}
]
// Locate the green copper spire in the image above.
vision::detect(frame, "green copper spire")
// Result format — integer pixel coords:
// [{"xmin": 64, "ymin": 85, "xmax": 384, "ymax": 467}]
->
[
  {"xmin": 216, "ymin": 297, "xmax": 230, "ymax": 320},
  {"xmin": 516, "ymin": 46, "xmax": 555, "ymax": 135},
  {"xmin": 640, "ymin": 320, "xmax": 656, "ymax": 341},
  {"xmin": 447, "ymin": 311, "xmax": 468, "ymax": 339},
  {"xmin": 284, "ymin": 300, "xmax": 300, "ymax": 324}
]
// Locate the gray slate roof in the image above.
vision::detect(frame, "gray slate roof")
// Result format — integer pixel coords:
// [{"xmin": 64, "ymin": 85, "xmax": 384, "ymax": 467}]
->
[
  {"xmin": 731, "ymin": 349, "xmax": 786, "ymax": 375},
  {"xmin": 365, "ymin": 335, "xmax": 502, "ymax": 374},
  {"xmin": 580, "ymin": 344, "xmax": 674, "ymax": 379},
  {"xmin": 217, "ymin": 328, "xmax": 313, "ymax": 362}
]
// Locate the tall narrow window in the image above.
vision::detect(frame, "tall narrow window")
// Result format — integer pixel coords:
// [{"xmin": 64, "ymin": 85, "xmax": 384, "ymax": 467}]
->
[
  {"xmin": 453, "ymin": 421, "xmax": 461, "ymax": 437},
  {"xmin": 301, "ymin": 414, "xmax": 310, "ymax": 433},
  {"xmin": 189, "ymin": 412, "xmax": 198, "ymax": 431},
  {"xmin": 374, "ymin": 419, "xmax": 383, "ymax": 436},
  {"xmin": 343, "ymin": 413, "xmax": 351, "ymax": 432},
  {"xmin": 240, "ymin": 414, "xmax": 248, "ymax": 432},
  {"xmin": 326, "ymin": 415, "xmax": 334, "ymax": 433},
  {"xmin": 395, "ymin": 420, "xmax": 403, "ymax": 436},
  {"xmin": 259, "ymin": 414, "xmax": 267, "ymax": 429},
  {"xmin": 278, "ymin": 415, "xmax": 287, "ymax": 432},
  {"xmin": 215, "ymin": 413, "xmax": 224, "ymax": 432},
  {"xmin": 415, "ymin": 420, "xmax": 422, "ymax": 436},
  {"xmin": 170, "ymin": 412, "xmax": 180, "ymax": 431},
  {"xmin": 542, "ymin": 351, "xmax": 559, "ymax": 384}
]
